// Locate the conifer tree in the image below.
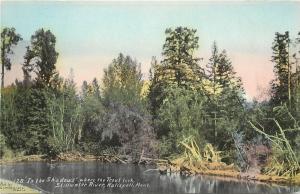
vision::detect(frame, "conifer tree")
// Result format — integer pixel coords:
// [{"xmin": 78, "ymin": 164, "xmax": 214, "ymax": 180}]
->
[
  {"xmin": 271, "ymin": 31, "xmax": 291, "ymax": 107},
  {"xmin": 205, "ymin": 42, "xmax": 245, "ymax": 149},
  {"xmin": 161, "ymin": 27, "xmax": 203, "ymax": 88},
  {"xmin": 18, "ymin": 29, "xmax": 59, "ymax": 153},
  {"xmin": 149, "ymin": 27, "xmax": 204, "ymax": 117}
]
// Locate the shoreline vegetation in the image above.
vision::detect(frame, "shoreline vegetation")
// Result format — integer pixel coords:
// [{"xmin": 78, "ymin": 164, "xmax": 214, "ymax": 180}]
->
[
  {"xmin": 1, "ymin": 151, "xmax": 300, "ymax": 186},
  {"xmin": 1, "ymin": 136, "xmax": 300, "ymax": 186},
  {"xmin": 1, "ymin": 26, "xmax": 300, "ymax": 190}
]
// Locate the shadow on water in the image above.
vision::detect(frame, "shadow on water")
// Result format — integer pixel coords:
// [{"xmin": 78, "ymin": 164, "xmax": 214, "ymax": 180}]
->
[{"xmin": 0, "ymin": 162, "xmax": 299, "ymax": 194}]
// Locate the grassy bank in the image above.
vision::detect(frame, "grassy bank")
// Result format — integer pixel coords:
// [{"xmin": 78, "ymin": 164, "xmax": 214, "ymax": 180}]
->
[{"xmin": 0, "ymin": 179, "xmax": 40, "ymax": 194}]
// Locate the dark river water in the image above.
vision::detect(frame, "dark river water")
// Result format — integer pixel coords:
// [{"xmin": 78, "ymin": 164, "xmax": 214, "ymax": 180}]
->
[{"xmin": 0, "ymin": 162, "xmax": 299, "ymax": 194}]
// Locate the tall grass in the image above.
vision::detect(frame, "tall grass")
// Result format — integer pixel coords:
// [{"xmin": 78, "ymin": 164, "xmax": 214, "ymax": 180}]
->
[{"xmin": 249, "ymin": 119, "xmax": 300, "ymax": 177}]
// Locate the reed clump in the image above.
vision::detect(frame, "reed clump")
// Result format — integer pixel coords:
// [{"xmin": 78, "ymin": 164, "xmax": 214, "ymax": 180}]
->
[
  {"xmin": 158, "ymin": 135, "xmax": 300, "ymax": 185},
  {"xmin": 249, "ymin": 118, "xmax": 300, "ymax": 182},
  {"xmin": 159, "ymin": 136, "xmax": 237, "ymax": 176}
]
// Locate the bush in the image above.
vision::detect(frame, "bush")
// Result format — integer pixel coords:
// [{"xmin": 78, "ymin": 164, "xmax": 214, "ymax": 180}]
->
[{"xmin": 155, "ymin": 85, "xmax": 207, "ymax": 155}]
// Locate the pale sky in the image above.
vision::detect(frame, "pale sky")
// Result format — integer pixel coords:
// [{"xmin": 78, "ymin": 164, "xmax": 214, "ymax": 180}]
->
[{"xmin": 1, "ymin": 1, "xmax": 300, "ymax": 100}]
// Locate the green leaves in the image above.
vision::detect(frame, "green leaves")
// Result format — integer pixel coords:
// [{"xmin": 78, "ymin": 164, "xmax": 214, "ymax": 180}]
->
[
  {"xmin": 162, "ymin": 27, "xmax": 203, "ymax": 88},
  {"xmin": 1, "ymin": 27, "xmax": 22, "ymax": 71},
  {"xmin": 149, "ymin": 27, "xmax": 204, "ymax": 119},
  {"xmin": 102, "ymin": 53, "xmax": 144, "ymax": 110},
  {"xmin": 156, "ymin": 85, "xmax": 207, "ymax": 154},
  {"xmin": 149, "ymin": 28, "xmax": 247, "ymax": 156},
  {"xmin": 23, "ymin": 28, "xmax": 58, "ymax": 87}
]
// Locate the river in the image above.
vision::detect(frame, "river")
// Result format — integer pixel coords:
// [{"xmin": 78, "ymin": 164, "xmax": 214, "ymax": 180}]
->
[{"xmin": 0, "ymin": 162, "xmax": 299, "ymax": 194}]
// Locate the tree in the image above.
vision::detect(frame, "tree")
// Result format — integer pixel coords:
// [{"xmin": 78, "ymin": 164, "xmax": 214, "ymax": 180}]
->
[
  {"xmin": 156, "ymin": 85, "xmax": 207, "ymax": 155},
  {"xmin": 47, "ymin": 74, "xmax": 83, "ymax": 155},
  {"xmin": 204, "ymin": 42, "xmax": 245, "ymax": 150},
  {"xmin": 91, "ymin": 78, "xmax": 101, "ymax": 100},
  {"xmin": 1, "ymin": 27, "xmax": 22, "ymax": 116},
  {"xmin": 148, "ymin": 56, "xmax": 164, "ymax": 115},
  {"xmin": 161, "ymin": 27, "xmax": 203, "ymax": 87},
  {"xmin": 206, "ymin": 43, "xmax": 243, "ymax": 95},
  {"xmin": 1, "ymin": 27, "xmax": 22, "ymax": 89},
  {"xmin": 0, "ymin": 84, "xmax": 20, "ymax": 150},
  {"xmin": 23, "ymin": 28, "xmax": 58, "ymax": 87},
  {"xmin": 14, "ymin": 85, "xmax": 51, "ymax": 153},
  {"xmin": 81, "ymin": 78, "xmax": 101, "ymax": 100},
  {"xmin": 102, "ymin": 53, "xmax": 143, "ymax": 109},
  {"xmin": 205, "ymin": 42, "xmax": 222, "ymax": 98},
  {"xmin": 271, "ymin": 31, "xmax": 291, "ymax": 107},
  {"xmin": 267, "ymin": 32, "xmax": 300, "ymax": 146},
  {"xmin": 149, "ymin": 27, "xmax": 204, "ymax": 117},
  {"xmin": 10, "ymin": 29, "xmax": 60, "ymax": 154},
  {"xmin": 81, "ymin": 80, "xmax": 89, "ymax": 99},
  {"xmin": 80, "ymin": 79, "xmax": 104, "ymax": 145},
  {"xmin": 101, "ymin": 53, "xmax": 156, "ymax": 156},
  {"xmin": 291, "ymin": 32, "xmax": 300, "ymax": 117}
]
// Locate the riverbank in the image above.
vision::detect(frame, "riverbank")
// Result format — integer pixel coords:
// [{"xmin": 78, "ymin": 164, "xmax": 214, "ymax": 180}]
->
[
  {"xmin": 0, "ymin": 151, "xmax": 127, "ymax": 164},
  {"xmin": 1, "ymin": 152, "xmax": 300, "ymax": 186},
  {"xmin": 158, "ymin": 160, "xmax": 300, "ymax": 186},
  {"xmin": 0, "ymin": 179, "xmax": 40, "ymax": 194}
]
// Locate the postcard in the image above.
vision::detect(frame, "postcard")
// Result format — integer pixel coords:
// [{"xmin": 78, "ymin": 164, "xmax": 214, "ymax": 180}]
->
[{"xmin": 0, "ymin": 1, "xmax": 300, "ymax": 194}]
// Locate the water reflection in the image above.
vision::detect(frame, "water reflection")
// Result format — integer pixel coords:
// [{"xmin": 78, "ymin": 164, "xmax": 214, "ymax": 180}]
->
[
  {"xmin": 0, "ymin": 162, "xmax": 299, "ymax": 194},
  {"xmin": 159, "ymin": 173, "xmax": 298, "ymax": 193}
]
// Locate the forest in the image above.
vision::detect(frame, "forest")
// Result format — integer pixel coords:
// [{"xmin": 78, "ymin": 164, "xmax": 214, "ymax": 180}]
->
[{"xmin": 1, "ymin": 27, "xmax": 300, "ymax": 183}]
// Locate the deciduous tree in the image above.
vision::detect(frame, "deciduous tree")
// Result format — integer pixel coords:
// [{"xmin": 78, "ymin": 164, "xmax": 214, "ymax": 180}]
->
[{"xmin": 0, "ymin": 27, "xmax": 22, "ymax": 115}]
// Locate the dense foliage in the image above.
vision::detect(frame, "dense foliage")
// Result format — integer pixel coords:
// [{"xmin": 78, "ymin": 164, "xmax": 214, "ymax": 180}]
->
[{"xmin": 0, "ymin": 27, "xmax": 299, "ymax": 176}]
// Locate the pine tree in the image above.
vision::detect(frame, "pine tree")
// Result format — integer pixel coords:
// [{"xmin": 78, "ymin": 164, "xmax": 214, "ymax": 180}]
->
[
  {"xmin": 271, "ymin": 31, "xmax": 291, "ymax": 107},
  {"xmin": 161, "ymin": 27, "xmax": 203, "ymax": 88},
  {"xmin": 81, "ymin": 81, "xmax": 89, "ymax": 99},
  {"xmin": 205, "ymin": 42, "xmax": 222, "ymax": 98},
  {"xmin": 205, "ymin": 42, "xmax": 245, "ymax": 149},
  {"xmin": 206, "ymin": 43, "xmax": 244, "ymax": 107},
  {"xmin": 149, "ymin": 27, "xmax": 204, "ymax": 117},
  {"xmin": 291, "ymin": 32, "xmax": 300, "ymax": 117},
  {"xmin": 92, "ymin": 78, "xmax": 101, "ymax": 100}
]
